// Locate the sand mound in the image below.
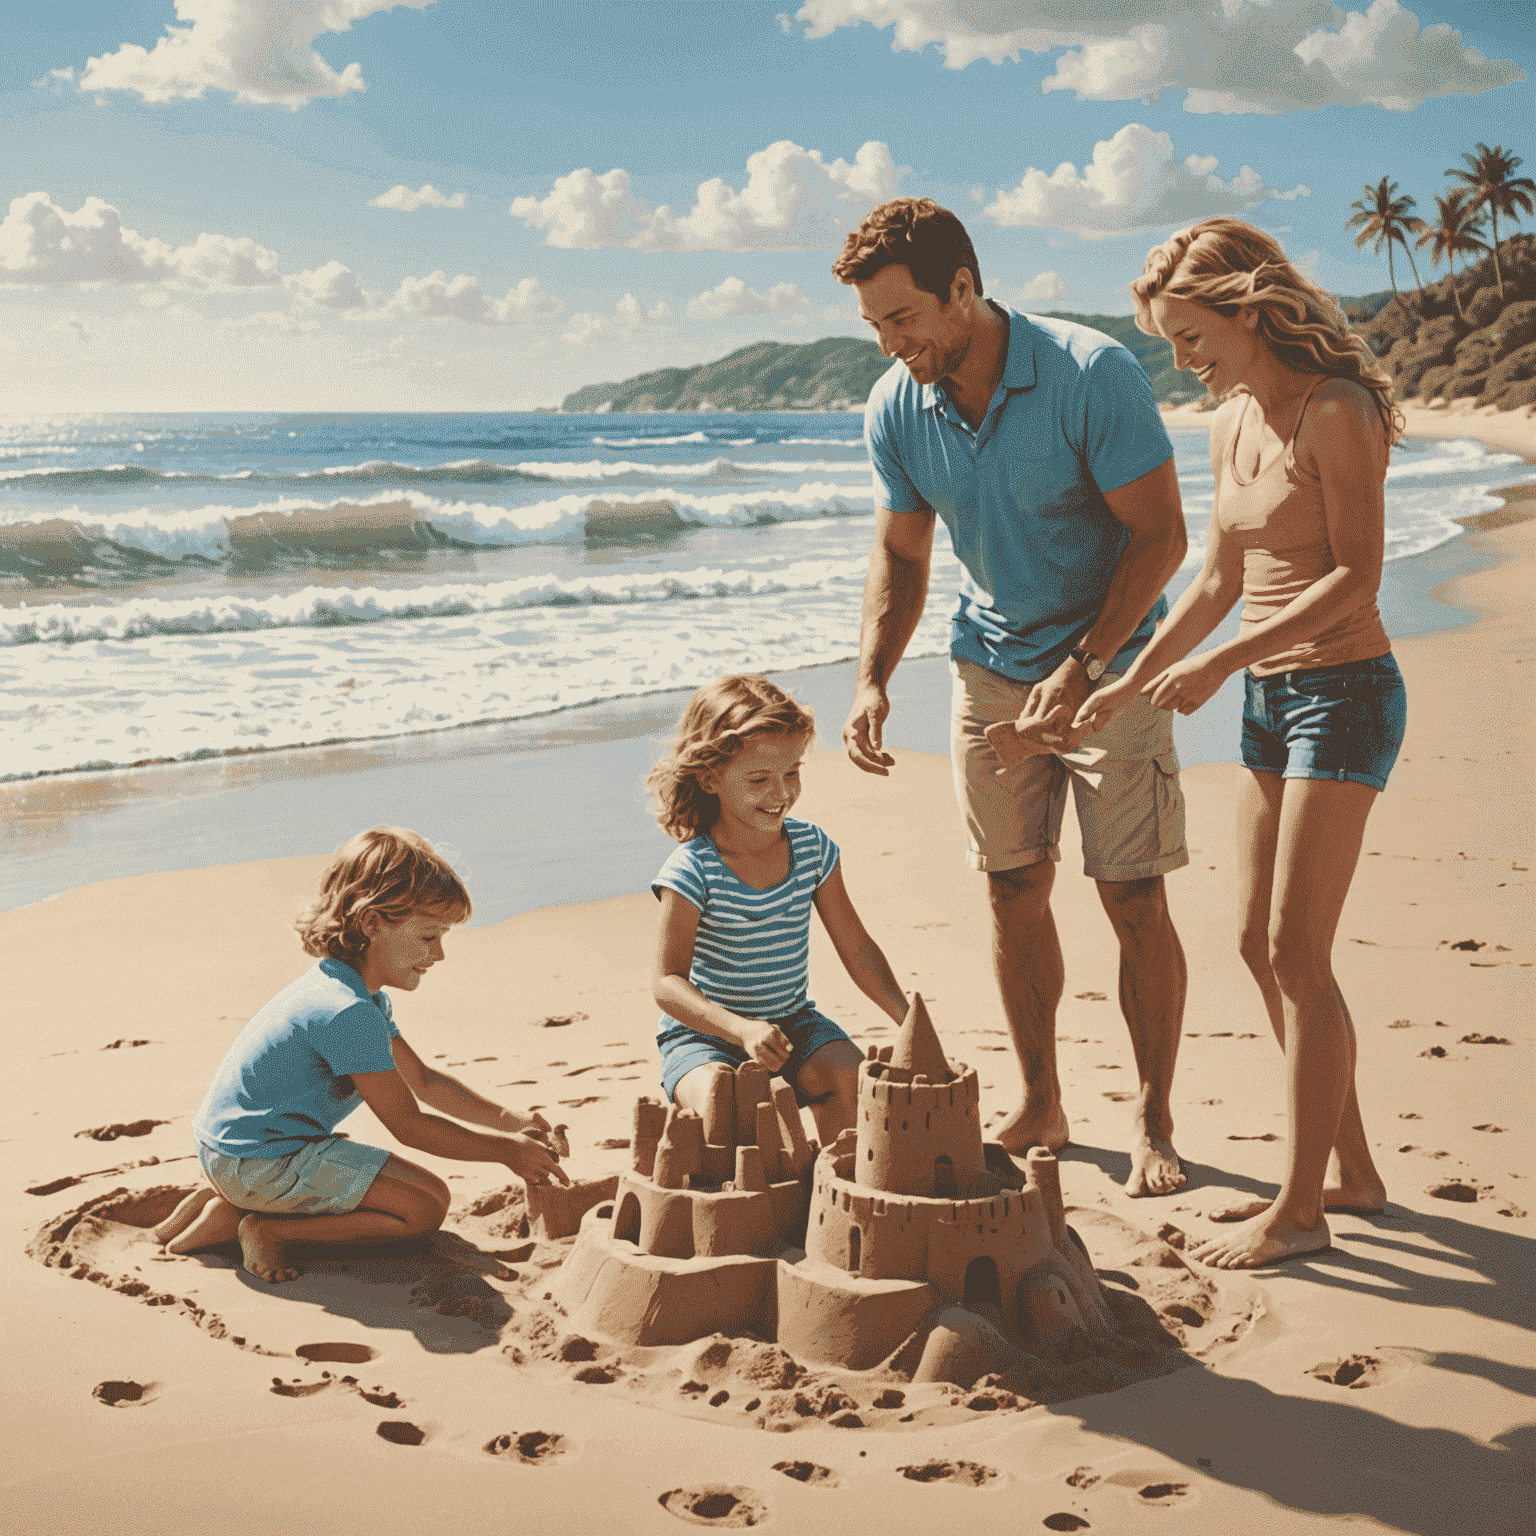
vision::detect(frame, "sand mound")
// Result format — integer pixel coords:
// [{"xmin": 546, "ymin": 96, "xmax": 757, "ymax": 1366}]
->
[{"xmin": 28, "ymin": 1182, "xmax": 1263, "ymax": 1437}]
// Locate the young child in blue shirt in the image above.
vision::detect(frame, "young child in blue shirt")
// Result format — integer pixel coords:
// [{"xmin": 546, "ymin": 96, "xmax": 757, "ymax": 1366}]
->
[
  {"xmin": 154, "ymin": 826, "xmax": 564, "ymax": 1283},
  {"xmin": 647, "ymin": 675, "xmax": 909, "ymax": 1145}
]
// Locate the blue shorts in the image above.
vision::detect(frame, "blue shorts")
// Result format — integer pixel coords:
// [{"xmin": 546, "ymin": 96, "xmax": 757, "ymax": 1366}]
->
[
  {"xmin": 657, "ymin": 1002, "xmax": 854, "ymax": 1107},
  {"xmin": 198, "ymin": 1134, "xmax": 391, "ymax": 1215},
  {"xmin": 1241, "ymin": 654, "xmax": 1407, "ymax": 793}
]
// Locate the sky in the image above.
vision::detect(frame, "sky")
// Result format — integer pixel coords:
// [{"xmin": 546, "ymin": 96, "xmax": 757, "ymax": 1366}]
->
[{"xmin": 2, "ymin": 0, "xmax": 1531, "ymax": 411}]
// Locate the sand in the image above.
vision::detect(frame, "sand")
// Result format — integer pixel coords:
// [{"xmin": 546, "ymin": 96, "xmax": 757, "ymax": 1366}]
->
[{"xmin": 3, "ymin": 508, "xmax": 1533, "ymax": 1531}]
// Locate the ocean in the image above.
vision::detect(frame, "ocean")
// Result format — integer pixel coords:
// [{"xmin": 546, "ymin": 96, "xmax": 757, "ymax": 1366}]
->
[{"xmin": 3, "ymin": 409, "xmax": 1530, "ymax": 788}]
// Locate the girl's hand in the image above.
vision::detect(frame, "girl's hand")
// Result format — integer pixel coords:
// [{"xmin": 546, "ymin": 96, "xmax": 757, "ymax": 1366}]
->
[
  {"xmin": 500, "ymin": 1107, "xmax": 552, "ymax": 1137},
  {"xmin": 740, "ymin": 1020, "xmax": 792, "ymax": 1073},
  {"xmin": 1072, "ymin": 674, "xmax": 1140, "ymax": 735},
  {"xmin": 502, "ymin": 1132, "xmax": 569, "ymax": 1187},
  {"xmin": 1144, "ymin": 654, "xmax": 1228, "ymax": 716}
]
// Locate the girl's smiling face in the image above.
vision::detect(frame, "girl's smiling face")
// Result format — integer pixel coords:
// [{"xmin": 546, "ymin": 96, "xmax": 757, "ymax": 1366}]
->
[
  {"xmin": 358, "ymin": 908, "xmax": 456, "ymax": 993},
  {"xmin": 702, "ymin": 731, "xmax": 809, "ymax": 841}
]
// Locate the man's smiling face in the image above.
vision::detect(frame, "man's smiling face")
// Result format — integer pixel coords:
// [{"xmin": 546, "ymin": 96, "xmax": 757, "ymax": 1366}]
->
[{"xmin": 855, "ymin": 262, "xmax": 974, "ymax": 386}]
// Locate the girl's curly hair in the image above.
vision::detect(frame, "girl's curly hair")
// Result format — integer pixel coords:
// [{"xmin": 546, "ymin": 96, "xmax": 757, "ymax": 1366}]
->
[
  {"xmin": 294, "ymin": 826, "xmax": 471, "ymax": 965},
  {"xmin": 1132, "ymin": 216, "xmax": 1402, "ymax": 445},
  {"xmin": 647, "ymin": 675, "xmax": 816, "ymax": 841}
]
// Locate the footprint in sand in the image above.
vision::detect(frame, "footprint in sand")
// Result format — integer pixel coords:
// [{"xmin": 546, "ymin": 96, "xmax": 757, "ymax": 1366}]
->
[
  {"xmin": 1042, "ymin": 1516, "xmax": 1091, "ymax": 1532},
  {"xmin": 772, "ymin": 1461, "xmax": 840, "ymax": 1487},
  {"xmin": 376, "ymin": 1421, "xmax": 427, "ymax": 1446},
  {"xmin": 1473, "ymin": 1123, "xmax": 1506, "ymax": 1132},
  {"xmin": 296, "ymin": 1341, "xmax": 378, "ymax": 1364},
  {"xmin": 93, "ymin": 1380, "xmax": 152, "ymax": 1406},
  {"xmin": 75, "ymin": 1120, "xmax": 170, "ymax": 1142},
  {"xmin": 100, "ymin": 1039, "xmax": 155, "ymax": 1051},
  {"xmin": 658, "ymin": 1486, "xmax": 769, "ymax": 1526},
  {"xmin": 897, "ymin": 1460, "xmax": 1003, "ymax": 1486},
  {"xmin": 1426, "ymin": 1180, "xmax": 1479, "ymax": 1202},
  {"xmin": 1308, "ymin": 1354, "xmax": 1390, "ymax": 1389},
  {"xmin": 485, "ymin": 1430, "xmax": 571, "ymax": 1463}
]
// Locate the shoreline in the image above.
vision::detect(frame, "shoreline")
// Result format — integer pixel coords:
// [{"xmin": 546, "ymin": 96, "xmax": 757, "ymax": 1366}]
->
[{"xmin": 2, "ymin": 516, "xmax": 1530, "ymax": 1535}]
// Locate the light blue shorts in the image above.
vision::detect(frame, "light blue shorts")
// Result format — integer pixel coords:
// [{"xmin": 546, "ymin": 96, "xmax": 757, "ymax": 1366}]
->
[
  {"xmin": 198, "ymin": 1134, "xmax": 391, "ymax": 1215},
  {"xmin": 657, "ymin": 1002, "xmax": 853, "ymax": 1107}
]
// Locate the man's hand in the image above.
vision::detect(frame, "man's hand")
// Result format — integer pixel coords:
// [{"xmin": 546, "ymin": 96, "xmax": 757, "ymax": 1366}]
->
[
  {"xmin": 502, "ymin": 1132, "xmax": 569, "ymax": 1187},
  {"xmin": 1025, "ymin": 658, "xmax": 1092, "ymax": 737},
  {"xmin": 740, "ymin": 1019, "xmax": 793, "ymax": 1072},
  {"xmin": 843, "ymin": 683, "xmax": 896, "ymax": 776}
]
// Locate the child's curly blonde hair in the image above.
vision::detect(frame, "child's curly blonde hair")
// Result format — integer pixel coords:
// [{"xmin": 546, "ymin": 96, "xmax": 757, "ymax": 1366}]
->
[
  {"xmin": 295, "ymin": 826, "xmax": 471, "ymax": 964},
  {"xmin": 647, "ymin": 675, "xmax": 816, "ymax": 841}
]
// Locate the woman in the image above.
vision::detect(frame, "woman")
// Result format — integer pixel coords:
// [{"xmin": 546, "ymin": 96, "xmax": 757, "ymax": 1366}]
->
[{"xmin": 1075, "ymin": 217, "xmax": 1404, "ymax": 1269}]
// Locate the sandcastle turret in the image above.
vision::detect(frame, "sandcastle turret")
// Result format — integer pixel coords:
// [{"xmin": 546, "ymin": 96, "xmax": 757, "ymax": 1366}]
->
[{"xmin": 855, "ymin": 994, "xmax": 986, "ymax": 1198}]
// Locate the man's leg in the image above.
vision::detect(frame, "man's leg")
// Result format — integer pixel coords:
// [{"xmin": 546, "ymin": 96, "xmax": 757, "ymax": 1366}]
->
[
  {"xmin": 1096, "ymin": 876, "xmax": 1187, "ymax": 1196},
  {"xmin": 989, "ymin": 860, "xmax": 1070, "ymax": 1153}
]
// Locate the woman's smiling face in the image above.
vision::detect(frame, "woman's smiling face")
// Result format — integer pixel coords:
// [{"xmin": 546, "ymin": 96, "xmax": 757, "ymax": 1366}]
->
[{"xmin": 1150, "ymin": 294, "xmax": 1262, "ymax": 397}]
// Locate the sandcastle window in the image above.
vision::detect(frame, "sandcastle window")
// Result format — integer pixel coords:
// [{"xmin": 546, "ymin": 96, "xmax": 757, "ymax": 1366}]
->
[
  {"xmin": 848, "ymin": 1227, "xmax": 861, "ymax": 1272},
  {"xmin": 614, "ymin": 1192, "xmax": 641, "ymax": 1246},
  {"xmin": 934, "ymin": 1155, "xmax": 956, "ymax": 1199},
  {"xmin": 963, "ymin": 1256, "xmax": 1001, "ymax": 1312}
]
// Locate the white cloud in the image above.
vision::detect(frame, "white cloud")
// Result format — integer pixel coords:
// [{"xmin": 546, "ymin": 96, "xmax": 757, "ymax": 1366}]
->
[
  {"xmin": 563, "ymin": 294, "xmax": 673, "ymax": 345},
  {"xmin": 686, "ymin": 277, "xmax": 814, "ymax": 321},
  {"xmin": 52, "ymin": 315, "xmax": 99, "ymax": 344},
  {"xmin": 369, "ymin": 184, "xmax": 467, "ymax": 211},
  {"xmin": 287, "ymin": 260, "xmax": 375, "ymax": 311},
  {"xmin": 792, "ymin": 0, "xmax": 1522, "ymax": 114},
  {"xmin": 71, "ymin": 0, "xmax": 433, "ymax": 109},
  {"xmin": 219, "ymin": 310, "xmax": 319, "ymax": 337},
  {"xmin": 983, "ymin": 124, "xmax": 1308, "ymax": 239},
  {"xmin": 0, "ymin": 191, "xmax": 280, "ymax": 288},
  {"xmin": 1015, "ymin": 270, "xmax": 1069, "ymax": 304},
  {"xmin": 380, "ymin": 272, "xmax": 563, "ymax": 326},
  {"xmin": 511, "ymin": 139, "xmax": 900, "ymax": 251}
]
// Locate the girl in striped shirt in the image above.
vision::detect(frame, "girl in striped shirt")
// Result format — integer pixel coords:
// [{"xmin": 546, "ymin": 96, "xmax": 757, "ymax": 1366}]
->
[{"xmin": 647, "ymin": 675, "xmax": 909, "ymax": 1145}]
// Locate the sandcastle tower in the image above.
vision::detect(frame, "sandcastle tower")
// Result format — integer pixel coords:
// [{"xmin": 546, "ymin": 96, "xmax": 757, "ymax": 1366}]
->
[{"xmin": 556, "ymin": 996, "xmax": 1113, "ymax": 1371}]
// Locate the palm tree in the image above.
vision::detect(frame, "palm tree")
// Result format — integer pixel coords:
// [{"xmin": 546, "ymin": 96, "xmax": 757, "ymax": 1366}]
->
[
  {"xmin": 1416, "ymin": 191, "xmax": 1489, "ymax": 320},
  {"xmin": 1446, "ymin": 143, "xmax": 1536, "ymax": 299},
  {"xmin": 1346, "ymin": 177, "xmax": 1428, "ymax": 305}
]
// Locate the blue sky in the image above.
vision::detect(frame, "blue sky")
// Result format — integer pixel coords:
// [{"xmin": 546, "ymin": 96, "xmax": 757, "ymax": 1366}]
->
[{"xmin": 2, "ymin": 0, "xmax": 1530, "ymax": 410}]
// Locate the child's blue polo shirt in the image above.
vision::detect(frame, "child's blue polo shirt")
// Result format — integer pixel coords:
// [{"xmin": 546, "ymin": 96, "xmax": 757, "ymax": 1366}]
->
[{"xmin": 865, "ymin": 302, "xmax": 1176, "ymax": 684}]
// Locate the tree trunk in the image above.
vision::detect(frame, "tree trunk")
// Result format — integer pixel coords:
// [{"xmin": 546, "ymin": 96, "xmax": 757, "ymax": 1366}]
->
[
  {"xmin": 1402, "ymin": 238, "xmax": 1426, "ymax": 294},
  {"xmin": 1488, "ymin": 207, "xmax": 1505, "ymax": 299}
]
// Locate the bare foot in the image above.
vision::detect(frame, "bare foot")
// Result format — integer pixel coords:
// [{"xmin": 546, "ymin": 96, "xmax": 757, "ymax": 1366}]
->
[
  {"xmin": 167, "ymin": 1194, "xmax": 245, "ymax": 1254},
  {"xmin": 237, "ymin": 1215, "xmax": 303, "ymax": 1284},
  {"xmin": 154, "ymin": 1186, "xmax": 218, "ymax": 1245},
  {"xmin": 1209, "ymin": 1178, "xmax": 1386, "ymax": 1223},
  {"xmin": 1127, "ymin": 1134, "xmax": 1185, "ymax": 1197},
  {"xmin": 1189, "ymin": 1211, "xmax": 1330, "ymax": 1269},
  {"xmin": 995, "ymin": 1102, "xmax": 1070, "ymax": 1156}
]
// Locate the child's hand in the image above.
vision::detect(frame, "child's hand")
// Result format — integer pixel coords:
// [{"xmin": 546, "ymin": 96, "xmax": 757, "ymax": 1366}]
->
[
  {"xmin": 502, "ymin": 1132, "xmax": 569, "ymax": 1187},
  {"xmin": 500, "ymin": 1107, "xmax": 552, "ymax": 1137},
  {"xmin": 740, "ymin": 1020, "xmax": 792, "ymax": 1073}
]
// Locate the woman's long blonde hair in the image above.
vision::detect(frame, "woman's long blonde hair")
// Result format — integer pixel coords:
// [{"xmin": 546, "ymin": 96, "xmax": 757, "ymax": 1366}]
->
[
  {"xmin": 1132, "ymin": 217, "xmax": 1403, "ymax": 445},
  {"xmin": 647, "ymin": 675, "xmax": 815, "ymax": 841}
]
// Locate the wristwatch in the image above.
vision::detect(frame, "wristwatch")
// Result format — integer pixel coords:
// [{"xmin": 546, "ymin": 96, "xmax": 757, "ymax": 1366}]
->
[{"xmin": 1070, "ymin": 646, "xmax": 1106, "ymax": 682}]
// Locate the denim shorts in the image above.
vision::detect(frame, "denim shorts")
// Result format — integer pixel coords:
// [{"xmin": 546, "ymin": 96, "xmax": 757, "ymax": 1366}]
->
[
  {"xmin": 1241, "ymin": 654, "xmax": 1407, "ymax": 792},
  {"xmin": 657, "ymin": 1002, "xmax": 853, "ymax": 1107},
  {"xmin": 198, "ymin": 1134, "xmax": 391, "ymax": 1215}
]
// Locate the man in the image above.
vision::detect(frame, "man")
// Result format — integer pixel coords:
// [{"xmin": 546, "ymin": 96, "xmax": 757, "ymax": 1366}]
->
[{"xmin": 833, "ymin": 197, "xmax": 1190, "ymax": 1197}]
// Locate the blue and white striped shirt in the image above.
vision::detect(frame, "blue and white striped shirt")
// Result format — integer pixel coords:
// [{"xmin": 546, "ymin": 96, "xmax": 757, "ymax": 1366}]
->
[{"xmin": 652, "ymin": 817, "xmax": 840, "ymax": 1019}]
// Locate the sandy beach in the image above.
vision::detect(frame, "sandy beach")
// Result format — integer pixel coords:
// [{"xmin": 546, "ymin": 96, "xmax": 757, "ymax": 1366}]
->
[{"xmin": 4, "ymin": 468, "xmax": 1533, "ymax": 1534}]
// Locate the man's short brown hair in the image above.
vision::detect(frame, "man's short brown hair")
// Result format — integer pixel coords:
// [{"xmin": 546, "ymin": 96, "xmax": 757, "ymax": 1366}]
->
[{"xmin": 832, "ymin": 198, "xmax": 983, "ymax": 300}]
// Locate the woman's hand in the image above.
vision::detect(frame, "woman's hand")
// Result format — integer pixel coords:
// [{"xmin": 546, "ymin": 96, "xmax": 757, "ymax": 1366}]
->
[
  {"xmin": 1072, "ymin": 674, "xmax": 1140, "ymax": 735},
  {"xmin": 501, "ymin": 1131, "xmax": 569, "ymax": 1187},
  {"xmin": 1144, "ymin": 653, "xmax": 1229, "ymax": 715},
  {"xmin": 739, "ymin": 1019, "xmax": 792, "ymax": 1073}
]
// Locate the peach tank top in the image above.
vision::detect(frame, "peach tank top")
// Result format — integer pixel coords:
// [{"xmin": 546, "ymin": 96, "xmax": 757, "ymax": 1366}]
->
[{"xmin": 1218, "ymin": 377, "xmax": 1391, "ymax": 677}]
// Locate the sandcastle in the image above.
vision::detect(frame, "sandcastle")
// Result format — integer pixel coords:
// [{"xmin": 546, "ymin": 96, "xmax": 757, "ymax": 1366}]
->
[{"xmin": 556, "ymin": 996, "xmax": 1114, "ymax": 1373}]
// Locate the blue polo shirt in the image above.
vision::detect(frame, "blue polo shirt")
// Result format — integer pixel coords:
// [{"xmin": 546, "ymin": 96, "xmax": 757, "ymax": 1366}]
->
[{"xmin": 865, "ymin": 302, "xmax": 1175, "ymax": 683}]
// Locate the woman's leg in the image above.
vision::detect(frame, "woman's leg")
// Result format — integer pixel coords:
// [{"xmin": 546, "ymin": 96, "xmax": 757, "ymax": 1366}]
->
[
  {"xmin": 1210, "ymin": 770, "xmax": 1386, "ymax": 1223},
  {"xmin": 238, "ymin": 1154, "xmax": 451, "ymax": 1284},
  {"xmin": 1191, "ymin": 776, "xmax": 1381, "ymax": 1268},
  {"xmin": 794, "ymin": 1039, "xmax": 864, "ymax": 1143}
]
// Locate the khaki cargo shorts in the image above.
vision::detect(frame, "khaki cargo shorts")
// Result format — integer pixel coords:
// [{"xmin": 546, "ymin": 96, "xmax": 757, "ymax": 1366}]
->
[{"xmin": 951, "ymin": 657, "xmax": 1189, "ymax": 883}]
